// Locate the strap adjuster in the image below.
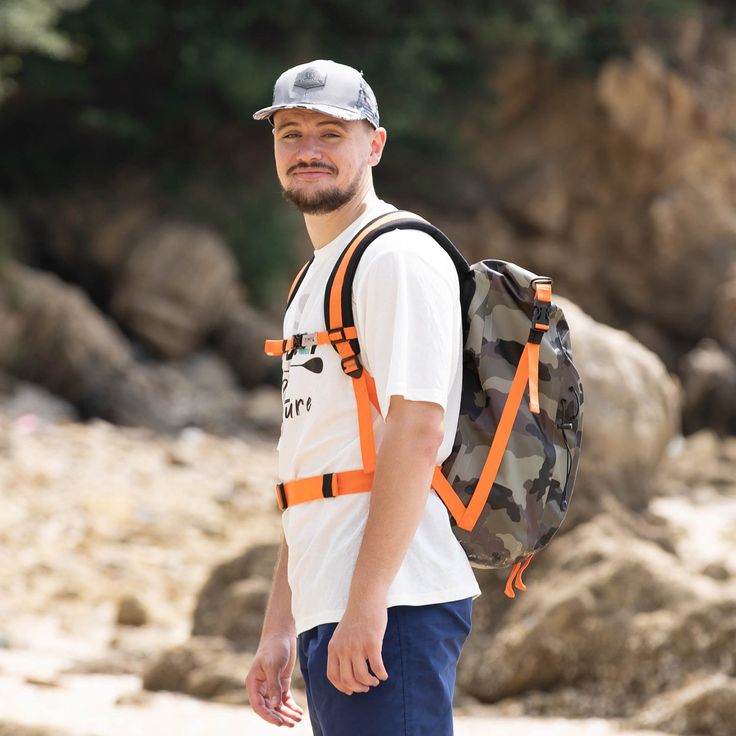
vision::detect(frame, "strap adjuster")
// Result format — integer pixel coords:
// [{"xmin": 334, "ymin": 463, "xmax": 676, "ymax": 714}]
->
[
  {"xmin": 328, "ymin": 327, "xmax": 349, "ymax": 344},
  {"xmin": 341, "ymin": 355, "xmax": 363, "ymax": 378},
  {"xmin": 528, "ymin": 299, "xmax": 551, "ymax": 344},
  {"xmin": 322, "ymin": 473, "xmax": 335, "ymax": 498},
  {"xmin": 292, "ymin": 332, "xmax": 318, "ymax": 350},
  {"xmin": 532, "ymin": 302, "xmax": 551, "ymax": 329},
  {"xmin": 276, "ymin": 483, "xmax": 288, "ymax": 510}
]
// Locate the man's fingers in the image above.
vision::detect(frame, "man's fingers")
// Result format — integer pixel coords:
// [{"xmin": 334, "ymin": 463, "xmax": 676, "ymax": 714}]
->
[
  {"xmin": 275, "ymin": 696, "xmax": 303, "ymax": 720},
  {"xmin": 282, "ymin": 690, "xmax": 305, "ymax": 714},
  {"xmin": 339, "ymin": 654, "xmax": 369, "ymax": 694},
  {"xmin": 244, "ymin": 670, "xmax": 281, "ymax": 725},
  {"xmin": 250, "ymin": 689, "xmax": 288, "ymax": 726},
  {"xmin": 326, "ymin": 648, "xmax": 348, "ymax": 694},
  {"xmin": 367, "ymin": 648, "xmax": 389, "ymax": 681},
  {"xmin": 352, "ymin": 655, "xmax": 380, "ymax": 688}
]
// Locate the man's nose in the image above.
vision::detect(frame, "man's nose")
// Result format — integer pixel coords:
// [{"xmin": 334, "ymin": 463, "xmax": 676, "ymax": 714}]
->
[{"xmin": 296, "ymin": 137, "xmax": 323, "ymax": 162}]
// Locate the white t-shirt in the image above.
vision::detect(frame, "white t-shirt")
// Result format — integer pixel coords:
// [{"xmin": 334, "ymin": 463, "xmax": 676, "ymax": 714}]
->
[{"xmin": 278, "ymin": 198, "xmax": 481, "ymax": 635}]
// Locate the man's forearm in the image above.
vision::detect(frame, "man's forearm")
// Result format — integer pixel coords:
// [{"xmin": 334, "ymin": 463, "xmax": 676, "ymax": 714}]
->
[
  {"xmin": 347, "ymin": 398, "xmax": 444, "ymax": 607},
  {"xmin": 260, "ymin": 533, "xmax": 297, "ymax": 640}
]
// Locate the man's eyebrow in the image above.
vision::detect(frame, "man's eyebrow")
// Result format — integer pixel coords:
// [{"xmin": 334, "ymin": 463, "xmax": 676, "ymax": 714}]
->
[
  {"xmin": 274, "ymin": 119, "xmax": 299, "ymax": 131},
  {"xmin": 316, "ymin": 120, "xmax": 348, "ymax": 130}
]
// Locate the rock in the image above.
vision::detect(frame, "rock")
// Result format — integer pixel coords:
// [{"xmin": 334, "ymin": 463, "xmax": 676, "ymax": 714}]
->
[
  {"xmin": 442, "ymin": 43, "xmax": 736, "ymax": 412},
  {"xmin": 22, "ymin": 676, "xmax": 59, "ymax": 688},
  {"xmin": 629, "ymin": 674, "xmax": 736, "ymax": 736},
  {"xmin": 458, "ymin": 513, "xmax": 724, "ymax": 717},
  {"xmin": 0, "ymin": 262, "xmax": 132, "ymax": 402},
  {"xmin": 713, "ymin": 269, "xmax": 736, "ymax": 357},
  {"xmin": 0, "ymin": 724, "xmax": 70, "ymax": 736},
  {"xmin": 500, "ymin": 163, "xmax": 568, "ymax": 234},
  {"xmin": 596, "ymin": 46, "xmax": 701, "ymax": 154},
  {"xmin": 0, "ymin": 379, "xmax": 77, "ymax": 423},
  {"xmin": 44, "ymin": 173, "xmax": 158, "ymax": 277},
  {"xmin": 116, "ymin": 594, "xmax": 148, "ymax": 627},
  {"xmin": 202, "ymin": 578, "xmax": 271, "ymax": 652},
  {"xmin": 679, "ymin": 338, "xmax": 736, "ymax": 435},
  {"xmin": 111, "ymin": 221, "xmax": 242, "ymax": 358},
  {"xmin": 559, "ymin": 298, "xmax": 680, "ymax": 525},
  {"xmin": 701, "ymin": 562, "xmax": 731, "ymax": 581},
  {"xmin": 192, "ymin": 543, "xmax": 278, "ymax": 649},
  {"xmin": 144, "ymin": 352, "xmax": 264, "ymax": 436},
  {"xmin": 215, "ymin": 303, "xmax": 281, "ymax": 389},
  {"xmin": 142, "ymin": 635, "xmax": 253, "ymax": 704}
]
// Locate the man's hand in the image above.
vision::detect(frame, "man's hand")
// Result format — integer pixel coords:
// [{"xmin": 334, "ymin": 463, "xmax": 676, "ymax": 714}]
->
[
  {"xmin": 327, "ymin": 594, "xmax": 390, "ymax": 695},
  {"xmin": 246, "ymin": 635, "xmax": 304, "ymax": 728}
]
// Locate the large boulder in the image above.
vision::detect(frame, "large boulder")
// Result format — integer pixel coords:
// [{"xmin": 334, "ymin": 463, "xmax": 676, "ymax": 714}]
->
[
  {"xmin": 0, "ymin": 264, "xmax": 266, "ymax": 435},
  {"xmin": 558, "ymin": 298, "xmax": 680, "ymax": 526},
  {"xmin": 458, "ymin": 513, "xmax": 729, "ymax": 719},
  {"xmin": 630, "ymin": 674, "xmax": 736, "ymax": 736},
  {"xmin": 679, "ymin": 338, "xmax": 736, "ymax": 435},
  {"xmin": 192, "ymin": 543, "xmax": 279, "ymax": 650},
  {"xmin": 215, "ymin": 303, "xmax": 281, "ymax": 389},
  {"xmin": 0, "ymin": 262, "xmax": 133, "ymax": 404},
  {"xmin": 434, "ymin": 42, "xmax": 736, "ymax": 396},
  {"xmin": 142, "ymin": 636, "xmax": 254, "ymax": 705},
  {"xmin": 111, "ymin": 221, "xmax": 242, "ymax": 358}
]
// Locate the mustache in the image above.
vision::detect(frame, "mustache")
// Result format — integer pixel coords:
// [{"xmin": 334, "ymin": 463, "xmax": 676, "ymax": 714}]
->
[{"xmin": 287, "ymin": 162, "xmax": 338, "ymax": 176}]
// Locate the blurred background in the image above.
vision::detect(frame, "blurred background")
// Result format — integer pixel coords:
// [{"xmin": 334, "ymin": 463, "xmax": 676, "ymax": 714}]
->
[{"xmin": 1, "ymin": 1, "xmax": 736, "ymax": 735}]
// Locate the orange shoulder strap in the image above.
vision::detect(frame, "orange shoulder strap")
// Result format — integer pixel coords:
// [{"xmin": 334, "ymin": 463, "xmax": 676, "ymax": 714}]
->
[
  {"xmin": 323, "ymin": 212, "xmax": 426, "ymax": 473},
  {"xmin": 287, "ymin": 257, "xmax": 314, "ymax": 308},
  {"xmin": 322, "ymin": 211, "xmax": 469, "ymax": 475}
]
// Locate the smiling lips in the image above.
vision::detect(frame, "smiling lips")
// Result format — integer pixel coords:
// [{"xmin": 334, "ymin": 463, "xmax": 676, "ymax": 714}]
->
[{"xmin": 288, "ymin": 163, "xmax": 337, "ymax": 181}]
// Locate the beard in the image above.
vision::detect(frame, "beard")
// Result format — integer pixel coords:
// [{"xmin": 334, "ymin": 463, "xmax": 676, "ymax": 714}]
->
[{"xmin": 281, "ymin": 166, "xmax": 362, "ymax": 215}]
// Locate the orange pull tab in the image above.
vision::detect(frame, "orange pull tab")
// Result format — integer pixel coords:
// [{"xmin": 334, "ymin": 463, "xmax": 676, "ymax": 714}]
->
[
  {"xmin": 503, "ymin": 554, "xmax": 535, "ymax": 599},
  {"xmin": 504, "ymin": 561, "xmax": 522, "ymax": 599},
  {"xmin": 514, "ymin": 553, "xmax": 535, "ymax": 592}
]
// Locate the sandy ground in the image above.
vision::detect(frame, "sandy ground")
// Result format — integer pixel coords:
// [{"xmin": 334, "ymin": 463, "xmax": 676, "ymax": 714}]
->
[
  {"xmin": 2, "ymin": 415, "xmax": 721, "ymax": 736},
  {"xmin": 0, "ymin": 671, "xmax": 669, "ymax": 736}
]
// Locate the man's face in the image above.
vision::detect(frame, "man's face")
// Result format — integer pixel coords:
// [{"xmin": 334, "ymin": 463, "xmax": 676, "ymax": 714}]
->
[{"xmin": 272, "ymin": 109, "xmax": 385, "ymax": 215}]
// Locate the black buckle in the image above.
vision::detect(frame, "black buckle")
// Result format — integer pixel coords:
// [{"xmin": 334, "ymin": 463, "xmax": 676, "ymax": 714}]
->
[
  {"xmin": 532, "ymin": 301, "xmax": 551, "ymax": 328},
  {"xmin": 340, "ymin": 355, "xmax": 363, "ymax": 378},
  {"xmin": 322, "ymin": 473, "xmax": 334, "ymax": 498}
]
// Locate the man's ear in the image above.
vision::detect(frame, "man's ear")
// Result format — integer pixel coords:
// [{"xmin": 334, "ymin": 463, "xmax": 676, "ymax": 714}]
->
[{"xmin": 368, "ymin": 127, "xmax": 387, "ymax": 167}]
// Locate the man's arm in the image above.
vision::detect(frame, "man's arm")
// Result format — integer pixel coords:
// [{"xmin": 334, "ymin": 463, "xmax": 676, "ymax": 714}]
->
[
  {"xmin": 326, "ymin": 395, "xmax": 445, "ymax": 695},
  {"xmin": 245, "ymin": 534, "xmax": 304, "ymax": 726}
]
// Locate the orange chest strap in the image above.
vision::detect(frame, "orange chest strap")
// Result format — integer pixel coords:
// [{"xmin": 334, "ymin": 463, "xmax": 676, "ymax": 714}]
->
[{"xmin": 264, "ymin": 326, "xmax": 359, "ymax": 357}]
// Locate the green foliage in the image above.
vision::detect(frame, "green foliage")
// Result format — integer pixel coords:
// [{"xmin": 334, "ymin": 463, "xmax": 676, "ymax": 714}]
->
[
  {"xmin": 0, "ymin": 0, "xmax": 91, "ymax": 101},
  {"xmin": 0, "ymin": 199, "xmax": 24, "ymax": 268},
  {"xmin": 0, "ymin": 0, "xmax": 712, "ymax": 301}
]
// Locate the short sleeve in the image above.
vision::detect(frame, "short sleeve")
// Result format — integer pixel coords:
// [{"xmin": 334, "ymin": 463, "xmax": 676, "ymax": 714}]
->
[{"xmin": 352, "ymin": 229, "xmax": 461, "ymax": 418}]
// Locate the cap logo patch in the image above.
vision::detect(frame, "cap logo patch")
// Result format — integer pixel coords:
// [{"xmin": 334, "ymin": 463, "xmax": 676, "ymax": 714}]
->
[{"xmin": 294, "ymin": 67, "xmax": 326, "ymax": 90}]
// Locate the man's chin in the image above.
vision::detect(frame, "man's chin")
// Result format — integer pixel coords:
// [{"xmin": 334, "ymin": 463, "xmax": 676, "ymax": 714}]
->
[{"xmin": 282, "ymin": 185, "xmax": 355, "ymax": 215}]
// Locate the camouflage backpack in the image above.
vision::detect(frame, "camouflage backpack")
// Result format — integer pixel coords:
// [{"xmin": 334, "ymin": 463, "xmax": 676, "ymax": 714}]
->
[{"xmin": 265, "ymin": 211, "xmax": 584, "ymax": 598}]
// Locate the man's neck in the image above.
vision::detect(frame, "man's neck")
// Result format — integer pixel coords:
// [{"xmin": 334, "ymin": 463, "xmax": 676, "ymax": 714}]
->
[{"xmin": 305, "ymin": 189, "xmax": 380, "ymax": 250}]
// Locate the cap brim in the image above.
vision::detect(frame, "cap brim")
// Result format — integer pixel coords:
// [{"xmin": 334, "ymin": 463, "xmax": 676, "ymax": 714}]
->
[{"xmin": 253, "ymin": 103, "xmax": 369, "ymax": 124}]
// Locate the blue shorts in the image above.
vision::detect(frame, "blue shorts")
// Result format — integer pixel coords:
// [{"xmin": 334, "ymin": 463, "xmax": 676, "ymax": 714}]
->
[{"xmin": 297, "ymin": 597, "xmax": 473, "ymax": 736}]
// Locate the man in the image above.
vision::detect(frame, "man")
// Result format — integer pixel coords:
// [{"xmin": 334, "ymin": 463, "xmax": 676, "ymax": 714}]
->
[{"xmin": 245, "ymin": 59, "xmax": 481, "ymax": 735}]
